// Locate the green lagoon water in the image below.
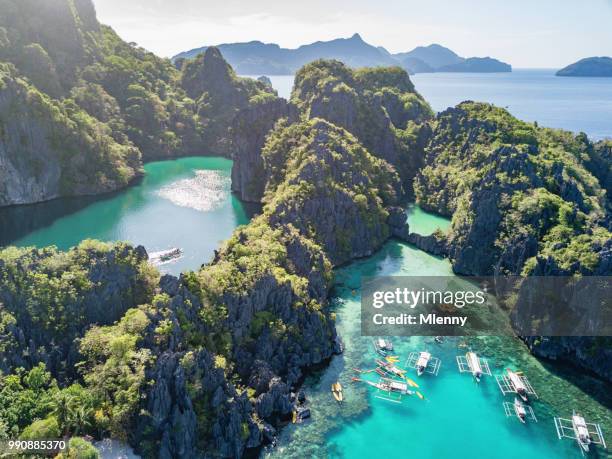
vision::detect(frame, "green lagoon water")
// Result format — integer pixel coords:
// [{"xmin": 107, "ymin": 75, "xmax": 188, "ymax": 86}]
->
[
  {"xmin": 0, "ymin": 157, "xmax": 251, "ymax": 275},
  {"xmin": 264, "ymin": 208, "xmax": 611, "ymax": 459},
  {"xmin": 1, "ymin": 159, "xmax": 609, "ymax": 458}
]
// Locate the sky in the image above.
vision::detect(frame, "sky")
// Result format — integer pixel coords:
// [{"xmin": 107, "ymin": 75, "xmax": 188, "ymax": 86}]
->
[{"xmin": 93, "ymin": 0, "xmax": 612, "ymax": 68}]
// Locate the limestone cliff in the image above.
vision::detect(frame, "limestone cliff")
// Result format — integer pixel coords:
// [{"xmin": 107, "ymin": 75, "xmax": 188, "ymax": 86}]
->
[
  {"xmin": 181, "ymin": 47, "xmax": 277, "ymax": 157},
  {"xmin": 0, "ymin": 241, "xmax": 155, "ymax": 380},
  {"xmin": 413, "ymin": 101, "xmax": 612, "ymax": 381},
  {"xmin": 230, "ymin": 96, "xmax": 297, "ymax": 202},
  {"xmin": 0, "ymin": 63, "xmax": 142, "ymax": 205},
  {"xmin": 291, "ymin": 60, "xmax": 433, "ymax": 195}
]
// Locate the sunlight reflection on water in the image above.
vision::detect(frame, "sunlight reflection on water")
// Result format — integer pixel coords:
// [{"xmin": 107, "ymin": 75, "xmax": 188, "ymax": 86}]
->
[{"xmin": 156, "ymin": 169, "xmax": 230, "ymax": 212}]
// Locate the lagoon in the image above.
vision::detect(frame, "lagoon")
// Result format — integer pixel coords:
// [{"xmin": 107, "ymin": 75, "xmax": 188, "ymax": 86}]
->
[
  {"xmin": 0, "ymin": 157, "xmax": 251, "ymax": 275},
  {"xmin": 263, "ymin": 209, "xmax": 611, "ymax": 459},
  {"xmin": 0, "ymin": 76, "xmax": 609, "ymax": 459}
]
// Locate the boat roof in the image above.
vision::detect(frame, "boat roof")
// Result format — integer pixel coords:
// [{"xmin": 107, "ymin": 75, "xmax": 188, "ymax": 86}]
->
[{"xmin": 390, "ymin": 381, "xmax": 408, "ymax": 390}]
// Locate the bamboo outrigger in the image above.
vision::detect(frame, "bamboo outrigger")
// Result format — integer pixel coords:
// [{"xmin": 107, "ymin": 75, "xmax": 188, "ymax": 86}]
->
[
  {"xmin": 352, "ymin": 376, "xmax": 414, "ymax": 403},
  {"xmin": 406, "ymin": 351, "xmax": 441, "ymax": 376},
  {"xmin": 456, "ymin": 351, "xmax": 492, "ymax": 382},
  {"xmin": 503, "ymin": 398, "xmax": 537, "ymax": 423},
  {"xmin": 375, "ymin": 359, "xmax": 406, "ymax": 379},
  {"xmin": 495, "ymin": 368, "xmax": 538, "ymax": 402},
  {"xmin": 554, "ymin": 411, "xmax": 607, "ymax": 455}
]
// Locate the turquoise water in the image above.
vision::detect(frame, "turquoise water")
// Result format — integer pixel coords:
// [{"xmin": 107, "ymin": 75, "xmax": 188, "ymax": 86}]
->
[
  {"xmin": 244, "ymin": 70, "xmax": 612, "ymax": 140},
  {"xmin": 264, "ymin": 211, "xmax": 611, "ymax": 459},
  {"xmin": 406, "ymin": 203, "xmax": 452, "ymax": 235},
  {"xmin": 0, "ymin": 157, "xmax": 251, "ymax": 275}
]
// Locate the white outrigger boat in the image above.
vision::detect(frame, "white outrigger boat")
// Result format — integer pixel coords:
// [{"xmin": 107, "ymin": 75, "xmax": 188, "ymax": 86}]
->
[
  {"xmin": 456, "ymin": 351, "xmax": 491, "ymax": 382},
  {"xmin": 149, "ymin": 247, "xmax": 183, "ymax": 265},
  {"xmin": 406, "ymin": 351, "xmax": 441, "ymax": 376},
  {"xmin": 503, "ymin": 397, "xmax": 537, "ymax": 424},
  {"xmin": 373, "ymin": 338, "xmax": 394, "ymax": 356},
  {"xmin": 495, "ymin": 368, "xmax": 537, "ymax": 402},
  {"xmin": 352, "ymin": 376, "xmax": 415, "ymax": 403},
  {"xmin": 554, "ymin": 410, "xmax": 607, "ymax": 455}
]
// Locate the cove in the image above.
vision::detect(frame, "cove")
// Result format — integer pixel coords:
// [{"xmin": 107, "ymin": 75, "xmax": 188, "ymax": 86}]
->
[
  {"xmin": 263, "ymin": 208, "xmax": 611, "ymax": 459},
  {"xmin": 0, "ymin": 157, "xmax": 252, "ymax": 275}
]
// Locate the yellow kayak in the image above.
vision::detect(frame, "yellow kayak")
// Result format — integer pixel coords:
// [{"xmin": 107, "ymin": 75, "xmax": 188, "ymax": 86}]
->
[
  {"xmin": 385, "ymin": 356, "xmax": 400, "ymax": 362},
  {"xmin": 405, "ymin": 377, "xmax": 420, "ymax": 388},
  {"xmin": 332, "ymin": 382, "xmax": 343, "ymax": 402},
  {"xmin": 292, "ymin": 410, "xmax": 297, "ymax": 423},
  {"xmin": 416, "ymin": 391, "xmax": 425, "ymax": 400}
]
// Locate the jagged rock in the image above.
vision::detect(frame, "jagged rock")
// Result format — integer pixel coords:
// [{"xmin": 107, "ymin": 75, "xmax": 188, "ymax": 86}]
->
[
  {"xmin": 0, "ymin": 64, "xmax": 142, "ymax": 206},
  {"xmin": 231, "ymin": 97, "xmax": 297, "ymax": 202},
  {"xmin": 257, "ymin": 76, "xmax": 273, "ymax": 88},
  {"xmin": 263, "ymin": 119, "xmax": 404, "ymax": 265},
  {"xmin": 406, "ymin": 232, "xmax": 448, "ymax": 256},
  {"xmin": 0, "ymin": 242, "xmax": 152, "ymax": 380},
  {"xmin": 159, "ymin": 274, "xmax": 180, "ymax": 296},
  {"xmin": 387, "ymin": 206, "xmax": 410, "ymax": 240},
  {"xmin": 415, "ymin": 101, "xmax": 612, "ymax": 382},
  {"xmin": 292, "ymin": 60, "xmax": 433, "ymax": 194},
  {"xmin": 523, "ymin": 337, "xmax": 612, "ymax": 383},
  {"xmin": 181, "ymin": 47, "xmax": 275, "ymax": 156}
]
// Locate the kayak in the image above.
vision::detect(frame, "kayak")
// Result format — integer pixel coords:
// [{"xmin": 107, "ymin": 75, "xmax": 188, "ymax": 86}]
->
[{"xmin": 332, "ymin": 382, "xmax": 343, "ymax": 402}]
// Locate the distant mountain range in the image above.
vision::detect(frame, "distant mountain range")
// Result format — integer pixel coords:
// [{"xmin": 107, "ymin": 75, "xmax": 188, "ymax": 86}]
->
[
  {"xmin": 556, "ymin": 56, "xmax": 612, "ymax": 77},
  {"xmin": 173, "ymin": 34, "xmax": 512, "ymax": 75}
]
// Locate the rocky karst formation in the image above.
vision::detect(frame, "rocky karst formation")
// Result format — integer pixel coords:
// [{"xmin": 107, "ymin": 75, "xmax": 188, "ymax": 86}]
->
[
  {"xmin": 290, "ymin": 60, "xmax": 433, "ymax": 195},
  {"xmin": 413, "ymin": 101, "xmax": 611, "ymax": 381},
  {"xmin": 0, "ymin": 241, "xmax": 155, "ymax": 380},
  {"xmin": 230, "ymin": 96, "xmax": 297, "ymax": 202},
  {"xmin": 180, "ymin": 46, "xmax": 277, "ymax": 157},
  {"xmin": 0, "ymin": 117, "xmax": 410, "ymax": 457},
  {"xmin": 0, "ymin": 63, "xmax": 142, "ymax": 206},
  {"xmin": 0, "ymin": 0, "xmax": 277, "ymax": 206},
  {"xmin": 134, "ymin": 118, "xmax": 410, "ymax": 456},
  {"xmin": 415, "ymin": 101, "xmax": 610, "ymax": 277}
]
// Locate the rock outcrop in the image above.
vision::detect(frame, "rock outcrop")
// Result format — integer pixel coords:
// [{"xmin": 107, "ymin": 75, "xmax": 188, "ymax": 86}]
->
[
  {"xmin": 231, "ymin": 97, "xmax": 297, "ymax": 202},
  {"xmin": 415, "ymin": 101, "xmax": 610, "ymax": 277},
  {"xmin": 0, "ymin": 241, "xmax": 154, "ymax": 380},
  {"xmin": 414, "ymin": 101, "xmax": 612, "ymax": 381},
  {"xmin": 523, "ymin": 337, "xmax": 612, "ymax": 382},
  {"xmin": 181, "ymin": 47, "xmax": 276, "ymax": 157},
  {"xmin": 291, "ymin": 60, "xmax": 433, "ymax": 195},
  {"xmin": 0, "ymin": 63, "xmax": 142, "ymax": 205},
  {"xmin": 262, "ymin": 118, "xmax": 406, "ymax": 265},
  {"xmin": 0, "ymin": 0, "xmax": 280, "ymax": 207}
]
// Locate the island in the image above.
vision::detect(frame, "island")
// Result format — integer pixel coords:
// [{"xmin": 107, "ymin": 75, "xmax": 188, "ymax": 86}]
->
[
  {"xmin": 556, "ymin": 56, "xmax": 612, "ymax": 77},
  {"xmin": 173, "ymin": 36, "xmax": 512, "ymax": 75},
  {"xmin": 393, "ymin": 44, "xmax": 511, "ymax": 73}
]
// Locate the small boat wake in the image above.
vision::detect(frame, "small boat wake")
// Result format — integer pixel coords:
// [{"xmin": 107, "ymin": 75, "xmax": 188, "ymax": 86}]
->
[{"xmin": 149, "ymin": 247, "xmax": 183, "ymax": 266}]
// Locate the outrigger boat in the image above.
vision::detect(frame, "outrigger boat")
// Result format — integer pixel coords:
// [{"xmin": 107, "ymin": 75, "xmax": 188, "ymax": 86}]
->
[
  {"xmin": 406, "ymin": 351, "xmax": 441, "ymax": 376},
  {"xmin": 375, "ymin": 359, "xmax": 406, "ymax": 379},
  {"xmin": 495, "ymin": 369, "xmax": 537, "ymax": 402},
  {"xmin": 456, "ymin": 351, "xmax": 491, "ymax": 382},
  {"xmin": 503, "ymin": 397, "xmax": 537, "ymax": 424},
  {"xmin": 554, "ymin": 410, "xmax": 607, "ymax": 455},
  {"xmin": 373, "ymin": 338, "xmax": 394, "ymax": 356},
  {"xmin": 331, "ymin": 382, "xmax": 343, "ymax": 403},
  {"xmin": 352, "ymin": 376, "xmax": 414, "ymax": 403},
  {"xmin": 149, "ymin": 247, "xmax": 183, "ymax": 265}
]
